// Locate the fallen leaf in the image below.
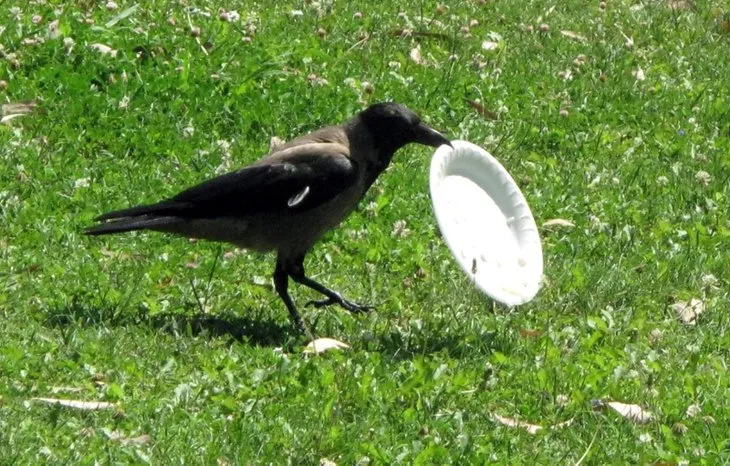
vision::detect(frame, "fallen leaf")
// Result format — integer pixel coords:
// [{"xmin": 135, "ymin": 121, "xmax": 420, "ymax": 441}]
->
[
  {"xmin": 31, "ymin": 398, "xmax": 116, "ymax": 410},
  {"xmin": 105, "ymin": 4, "xmax": 140, "ymax": 28},
  {"xmin": 634, "ymin": 68, "xmax": 645, "ymax": 81},
  {"xmin": 89, "ymin": 43, "xmax": 118, "ymax": 57},
  {"xmin": 671, "ymin": 298, "xmax": 704, "ymax": 324},
  {"xmin": 304, "ymin": 338, "xmax": 350, "ymax": 354},
  {"xmin": 1, "ymin": 114, "xmax": 27, "ymax": 124},
  {"xmin": 112, "ymin": 433, "xmax": 151, "ymax": 445},
  {"xmin": 492, "ymin": 413, "xmax": 541, "ymax": 434},
  {"xmin": 519, "ymin": 329, "xmax": 543, "ymax": 338},
  {"xmin": 1, "ymin": 101, "xmax": 37, "ymax": 124},
  {"xmin": 104, "ymin": 429, "xmax": 152, "ymax": 446},
  {"xmin": 560, "ymin": 30, "xmax": 587, "ymax": 41},
  {"xmin": 1, "ymin": 101, "xmax": 37, "ymax": 116},
  {"xmin": 491, "ymin": 413, "xmax": 574, "ymax": 434},
  {"xmin": 604, "ymin": 401, "xmax": 654, "ymax": 424},
  {"xmin": 466, "ymin": 100, "xmax": 498, "ymax": 120},
  {"xmin": 121, "ymin": 434, "xmax": 151, "ymax": 446},
  {"xmin": 542, "ymin": 218, "xmax": 575, "ymax": 228}
]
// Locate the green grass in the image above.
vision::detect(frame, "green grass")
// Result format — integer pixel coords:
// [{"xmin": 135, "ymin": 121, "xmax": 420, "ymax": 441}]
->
[{"xmin": 2, "ymin": 0, "xmax": 729, "ymax": 463}]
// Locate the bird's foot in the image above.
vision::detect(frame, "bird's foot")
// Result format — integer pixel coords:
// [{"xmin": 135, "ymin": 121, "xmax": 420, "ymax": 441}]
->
[{"xmin": 306, "ymin": 294, "xmax": 374, "ymax": 314}]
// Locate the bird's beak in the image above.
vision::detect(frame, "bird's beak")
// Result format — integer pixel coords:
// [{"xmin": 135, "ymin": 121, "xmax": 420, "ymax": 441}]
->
[{"xmin": 414, "ymin": 122, "xmax": 452, "ymax": 148}]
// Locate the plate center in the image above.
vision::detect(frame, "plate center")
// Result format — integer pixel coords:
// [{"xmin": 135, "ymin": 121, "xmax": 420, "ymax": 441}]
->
[{"xmin": 438, "ymin": 175, "xmax": 524, "ymax": 291}]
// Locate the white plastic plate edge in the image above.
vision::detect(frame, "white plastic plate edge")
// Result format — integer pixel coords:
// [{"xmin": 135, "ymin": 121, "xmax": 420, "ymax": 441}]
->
[{"xmin": 429, "ymin": 140, "xmax": 543, "ymax": 306}]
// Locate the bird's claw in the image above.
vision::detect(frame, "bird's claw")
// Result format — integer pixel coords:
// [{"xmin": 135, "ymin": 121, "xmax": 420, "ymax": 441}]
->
[
  {"xmin": 306, "ymin": 296, "xmax": 374, "ymax": 314},
  {"xmin": 305, "ymin": 297, "xmax": 333, "ymax": 309}
]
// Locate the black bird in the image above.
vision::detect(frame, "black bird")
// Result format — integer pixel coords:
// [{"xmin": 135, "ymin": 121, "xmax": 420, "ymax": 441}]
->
[{"xmin": 86, "ymin": 102, "xmax": 451, "ymax": 329}]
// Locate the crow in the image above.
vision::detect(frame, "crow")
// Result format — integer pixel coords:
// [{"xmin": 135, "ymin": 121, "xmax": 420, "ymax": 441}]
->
[{"xmin": 86, "ymin": 102, "xmax": 451, "ymax": 329}]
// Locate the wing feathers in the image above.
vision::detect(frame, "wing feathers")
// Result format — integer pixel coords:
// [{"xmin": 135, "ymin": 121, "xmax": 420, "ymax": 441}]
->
[
  {"xmin": 87, "ymin": 142, "xmax": 358, "ymax": 234},
  {"xmin": 166, "ymin": 143, "xmax": 355, "ymax": 217}
]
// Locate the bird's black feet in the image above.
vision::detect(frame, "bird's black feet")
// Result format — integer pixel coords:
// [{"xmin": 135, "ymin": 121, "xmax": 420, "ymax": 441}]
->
[
  {"xmin": 283, "ymin": 257, "xmax": 374, "ymax": 317},
  {"xmin": 306, "ymin": 293, "xmax": 374, "ymax": 314}
]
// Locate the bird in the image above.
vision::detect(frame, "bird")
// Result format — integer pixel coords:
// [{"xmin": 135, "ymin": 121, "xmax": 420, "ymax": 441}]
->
[{"xmin": 85, "ymin": 102, "xmax": 451, "ymax": 330}]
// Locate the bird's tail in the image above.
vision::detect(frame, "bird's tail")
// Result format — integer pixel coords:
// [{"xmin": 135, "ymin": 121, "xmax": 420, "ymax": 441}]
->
[
  {"xmin": 85, "ymin": 216, "xmax": 180, "ymax": 236},
  {"xmin": 85, "ymin": 216, "xmax": 179, "ymax": 236},
  {"xmin": 85, "ymin": 201, "xmax": 185, "ymax": 236}
]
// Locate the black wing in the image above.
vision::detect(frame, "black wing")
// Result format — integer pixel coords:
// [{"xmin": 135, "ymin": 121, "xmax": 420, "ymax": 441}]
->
[{"xmin": 95, "ymin": 145, "xmax": 358, "ymax": 221}]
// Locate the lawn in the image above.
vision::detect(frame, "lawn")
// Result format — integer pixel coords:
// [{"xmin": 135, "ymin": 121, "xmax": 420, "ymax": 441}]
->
[{"xmin": 1, "ymin": 0, "xmax": 729, "ymax": 463}]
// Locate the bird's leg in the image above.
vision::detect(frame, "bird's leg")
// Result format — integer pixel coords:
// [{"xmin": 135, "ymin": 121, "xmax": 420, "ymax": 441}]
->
[
  {"xmin": 288, "ymin": 258, "xmax": 374, "ymax": 314},
  {"xmin": 273, "ymin": 260, "xmax": 316, "ymax": 340}
]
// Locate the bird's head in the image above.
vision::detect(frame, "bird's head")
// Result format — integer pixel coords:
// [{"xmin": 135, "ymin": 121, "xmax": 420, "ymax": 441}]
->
[{"xmin": 357, "ymin": 102, "xmax": 452, "ymax": 154}]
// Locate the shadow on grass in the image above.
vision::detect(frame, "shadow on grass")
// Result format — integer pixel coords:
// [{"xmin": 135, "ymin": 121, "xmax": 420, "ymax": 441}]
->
[
  {"xmin": 149, "ymin": 313, "xmax": 293, "ymax": 346},
  {"xmin": 42, "ymin": 297, "xmax": 505, "ymax": 357},
  {"xmin": 43, "ymin": 299, "xmax": 295, "ymax": 347},
  {"xmin": 375, "ymin": 328, "xmax": 502, "ymax": 361}
]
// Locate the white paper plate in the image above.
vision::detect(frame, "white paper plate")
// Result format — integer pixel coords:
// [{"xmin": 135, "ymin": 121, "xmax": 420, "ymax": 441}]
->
[{"xmin": 429, "ymin": 140, "xmax": 543, "ymax": 306}]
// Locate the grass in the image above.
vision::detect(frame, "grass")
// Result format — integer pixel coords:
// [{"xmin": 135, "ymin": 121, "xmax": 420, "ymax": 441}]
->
[{"xmin": 1, "ymin": 0, "xmax": 729, "ymax": 463}]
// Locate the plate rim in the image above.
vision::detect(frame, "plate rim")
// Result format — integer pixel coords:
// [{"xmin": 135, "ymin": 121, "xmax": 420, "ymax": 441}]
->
[{"xmin": 429, "ymin": 140, "xmax": 543, "ymax": 306}]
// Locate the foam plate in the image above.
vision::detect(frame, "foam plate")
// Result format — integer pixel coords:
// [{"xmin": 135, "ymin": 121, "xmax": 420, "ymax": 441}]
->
[{"xmin": 429, "ymin": 140, "xmax": 543, "ymax": 306}]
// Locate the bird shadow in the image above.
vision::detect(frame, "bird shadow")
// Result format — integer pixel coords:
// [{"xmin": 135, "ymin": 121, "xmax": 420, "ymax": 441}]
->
[
  {"xmin": 148, "ymin": 313, "xmax": 294, "ymax": 346},
  {"xmin": 43, "ymin": 299, "xmax": 296, "ymax": 347},
  {"xmin": 42, "ymin": 298, "xmax": 503, "ymax": 358},
  {"xmin": 374, "ymin": 327, "xmax": 502, "ymax": 361}
]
